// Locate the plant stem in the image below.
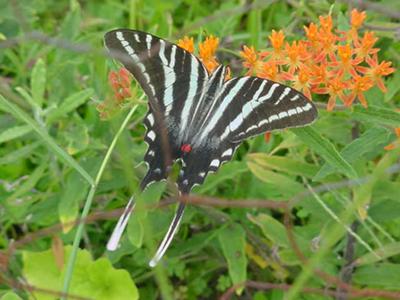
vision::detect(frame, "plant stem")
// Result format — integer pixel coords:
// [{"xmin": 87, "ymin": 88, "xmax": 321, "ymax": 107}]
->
[{"xmin": 61, "ymin": 104, "xmax": 139, "ymax": 299}]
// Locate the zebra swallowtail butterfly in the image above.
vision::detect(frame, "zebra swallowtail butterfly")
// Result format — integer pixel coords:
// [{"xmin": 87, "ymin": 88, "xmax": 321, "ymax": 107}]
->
[{"xmin": 104, "ymin": 29, "xmax": 318, "ymax": 267}]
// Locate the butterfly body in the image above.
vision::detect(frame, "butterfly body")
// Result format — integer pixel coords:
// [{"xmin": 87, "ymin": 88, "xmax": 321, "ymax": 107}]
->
[{"xmin": 104, "ymin": 29, "xmax": 318, "ymax": 265}]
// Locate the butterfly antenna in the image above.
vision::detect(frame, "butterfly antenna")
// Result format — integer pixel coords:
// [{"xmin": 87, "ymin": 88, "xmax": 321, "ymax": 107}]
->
[
  {"xmin": 107, "ymin": 196, "xmax": 136, "ymax": 251},
  {"xmin": 149, "ymin": 202, "xmax": 186, "ymax": 267}
]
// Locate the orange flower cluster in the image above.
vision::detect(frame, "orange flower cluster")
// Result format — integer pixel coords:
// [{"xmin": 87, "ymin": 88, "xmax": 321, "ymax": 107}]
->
[
  {"xmin": 97, "ymin": 68, "xmax": 132, "ymax": 119},
  {"xmin": 178, "ymin": 35, "xmax": 220, "ymax": 72},
  {"xmin": 240, "ymin": 9, "xmax": 395, "ymax": 111}
]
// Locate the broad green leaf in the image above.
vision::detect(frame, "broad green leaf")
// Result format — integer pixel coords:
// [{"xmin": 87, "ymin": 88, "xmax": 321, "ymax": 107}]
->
[
  {"xmin": 292, "ymin": 126, "xmax": 357, "ymax": 179},
  {"xmin": 46, "ymin": 89, "xmax": 94, "ymax": 123},
  {"xmin": 128, "ymin": 181, "xmax": 166, "ymax": 247},
  {"xmin": 218, "ymin": 223, "xmax": 247, "ymax": 295},
  {"xmin": 315, "ymin": 127, "xmax": 393, "ymax": 179},
  {"xmin": 351, "ymin": 105, "xmax": 400, "ymax": 127},
  {"xmin": 384, "ymin": 71, "xmax": 400, "ymax": 102},
  {"xmin": 0, "ymin": 125, "xmax": 32, "ymax": 144},
  {"xmin": 31, "ymin": 58, "xmax": 46, "ymax": 108},
  {"xmin": 247, "ymin": 153, "xmax": 319, "ymax": 178},
  {"xmin": 247, "ymin": 161, "xmax": 303, "ymax": 197},
  {"xmin": 355, "ymin": 242, "xmax": 400, "ymax": 266},
  {"xmin": 58, "ymin": 170, "xmax": 90, "ymax": 233},
  {"xmin": 23, "ymin": 246, "xmax": 138, "ymax": 300},
  {"xmin": 0, "ymin": 94, "xmax": 93, "ymax": 185},
  {"xmin": 0, "ymin": 292, "xmax": 23, "ymax": 300},
  {"xmin": 353, "ymin": 263, "xmax": 400, "ymax": 289}
]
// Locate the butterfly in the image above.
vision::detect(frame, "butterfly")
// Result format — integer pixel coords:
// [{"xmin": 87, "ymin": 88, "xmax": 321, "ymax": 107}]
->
[{"xmin": 104, "ymin": 29, "xmax": 318, "ymax": 267}]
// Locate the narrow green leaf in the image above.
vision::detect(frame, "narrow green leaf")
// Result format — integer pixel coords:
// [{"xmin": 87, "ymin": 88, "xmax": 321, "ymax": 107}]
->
[
  {"xmin": 128, "ymin": 181, "xmax": 166, "ymax": 247},
  {"xmin": 0, "ymin": 142, "xmax": 41, "ymax": 165},
  {"xmin": 58, "ymin": 170, "xmax": 90, "ymax": 233},
  {"xmin": 351, "ymin": 105, "xmax": 400, "ymax": 127},
  {"xmin": 353, "ymin": 263, "xmax": 400, "ymax": 289},
  {"xmin": 0, "ymin": 94, "xmax": 93, "ymax": 185},
  {"xmin": 247, "ymin": 154, "xmax": 319, "ymax": 178},
  {"xmin": 0, "ymin": 125, "xmax": 32, "ymax": 144},
  {"xmin": 31, "ymin": 58, "xmax": 46, "ymax": 108},
  {"xmin": 6, "ymin": 162, "xmax": 47, "ymax": 202},
  {"xmin": 15, "ymin": 87, "xmax": 37, "ymax": 109},
  {"xmin": 218, "ymin": 223, "xmax": 247, "ymax": 295},
  {"xmin": 46, "ymin": 89, "xmax": 94, "ymax": 123},
  {"xmin": 315, "ymin": 127, "xmax": 392, "ymax": 179},
  {"xmin": 292, "ymin": 126, "xmax": 358, "ymax": 179},
  {"xmin": 355, "ymin": 242, "xmax": 400, "ymax": 266},
  {"xmin": 196, "ymin": 161, "xmax": 248, "ymax": 194},
  {"xmin": 247, "ymin": 161, "xmax": 303, "ymax": 196}
]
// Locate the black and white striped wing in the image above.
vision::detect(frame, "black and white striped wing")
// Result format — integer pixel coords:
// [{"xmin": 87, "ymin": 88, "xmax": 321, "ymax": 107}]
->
[
  {"xmin": 104, "ymin": 29, "xmax": 209, "ymax": 187},
  {"xmin": 177, "ymin": 76, "xmax": 317, "ymax": 192},
  {"xmin": 214, "ymin": 76, "xmax": 317, "ymax": 143}
]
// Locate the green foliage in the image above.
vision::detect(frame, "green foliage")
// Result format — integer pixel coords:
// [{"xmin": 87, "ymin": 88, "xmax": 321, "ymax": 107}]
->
[
  {"xmin": 22, "ymin": 246, "xmax": 138, "ymax": 300},
  {"xmin": 1, "ymin": 0, "xmax": 399, "ymax": 299}
]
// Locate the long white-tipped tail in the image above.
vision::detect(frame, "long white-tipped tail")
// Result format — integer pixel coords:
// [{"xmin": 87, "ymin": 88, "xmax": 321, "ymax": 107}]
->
[
  {"xmin": 149, "ymin": 203, "xmax": 185, "ymax": 267},
  {"xmin": 107, "ymin": 196, "xmax": 136, "ymax": 251}
]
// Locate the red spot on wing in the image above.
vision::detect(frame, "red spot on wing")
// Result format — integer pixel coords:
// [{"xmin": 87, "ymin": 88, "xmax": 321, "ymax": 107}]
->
[{"xmin": 181, "ymin": 144, "xmax": 192, "ymax": 153}]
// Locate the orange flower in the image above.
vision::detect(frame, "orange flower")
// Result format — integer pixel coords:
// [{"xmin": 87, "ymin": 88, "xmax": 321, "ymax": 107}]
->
[
  {"xmin": 345, "ymin": 75, "xmax": 374, "ymax": 107},
  {"xmin": 319, "ymin": 15, "xmax": 333, "ymax": 33},
  {"xmin": 354, "ymin": 32, "xmax": 379, "ymax": 59},
  {"xmin": 314, "ymin": 76, "xmax": 348, "ymax": 111},
  {"xmin": 199, "ymin": 35, "xmax": 219, "ymax": 72},
  {"xmin": 261, "ymin": 30, "xmax": 285, "ymax": 60},
  {"xmin": 292, "ymin": 67, "xmax": 312, "ymax": 100},
  {"xmin": 177, "ymin": 36, "xmax": 194, "ymax": 53},
  {"xmin": 304, "ymin": 22, "xmax": 319, "ymax": 46},
  {"xmin": 284, "ymin": 41, "xmax": 309, "ymax": 74},
  {"xmin": 351, "ymin": 9, "xmax": 366, "ymax": 29},
  {"xmin": 361, "ymin": 54, "xmax": 395, "ymax": 92},
  {"xmin": 270, "ymin": 29, "xmax": 285, "ymax": 51},
  {"xmin": 108, "ymin": 68, "xmax": 132, "ymax": 103},
  {"xmin": 331, "ymin": 44, "xmax": 362, "ymax": 78},
  {"xmin": 257, "ymin": 60, "xmax": 282, "ymax": 82},
  {"xmin": 240, "ymin": 45, "xmax": 261, "ymax": 75}
]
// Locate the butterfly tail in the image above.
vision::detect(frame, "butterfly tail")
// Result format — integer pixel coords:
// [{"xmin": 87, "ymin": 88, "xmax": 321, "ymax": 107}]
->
[
  {"xmin": 149, "ymin": 202, "xmax": 186, "ymax": 267},
  {"xmin": 106, "ymin": 196, "xmax": 136, "ymax": 251}
]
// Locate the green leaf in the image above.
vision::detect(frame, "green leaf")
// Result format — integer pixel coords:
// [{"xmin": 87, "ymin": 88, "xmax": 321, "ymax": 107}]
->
[
  {"xmin": 6, "ymin": 162, "xmax": 47, "ymax": 202},
  {"xmin": 0, "ymin": 125, "xmax": 32, "ymax": 144},
  {"xmin": 315, "ymin": 127, "xmax": 393, "ymax": 179},
  {"xmin": 353, "ymin": 263, "xmax": 400, "ymax": 289},
  {"xmin": 58, "ymin": 170, "xmax": 90, "ymax": 233},
  {"xmin": 0, "ymin": 141, "xmax": 41, "ymax": 165},
  {"xmin": 31, "ymin": 58, "xmax": 46, "ymax": 108},
  {"xmin": 128, "ymin": 181, "xmax": 166, "ymax": 247},
  {"xmin": 247, "ymin": 161, "xmax": 303, "ymax": 197},
  {"xmin": 355, "ymin": 242, "xmax": 400, "ymax": 266},
  {"xmin": 196, "ymin": 161, "xmax": 248, "ymax": 194},
  {"xmin": 247, "ymin": 153, "xmax": 319, "ymax": 178},
  {"xmin": 0, "ymin": 292, "xmax": 23, "ymax": 300},
  {"xmin": 351, "ymin": 105, "xmax": 400, "ymax": 127},
  {"xmin": 46, "ymin": 89, "xmax": 94, "ymax": 123},
  {"xmin": 0, "ymin": 94, "xmax": 93, "ymax": 185},
  {"xmin": 22, "ymin": 246, "xmax": 139, "ymax": 300},
  {"xmin": 292, "ymin": 126, "xmax": 358, "ymax": 179},
  {"xmin": 15, "ymin": 87, "xmax": 36, "ymax": 109},
  {"xmin": 218, "ymin": 223, "xmax": 247, "ymax": 295}
]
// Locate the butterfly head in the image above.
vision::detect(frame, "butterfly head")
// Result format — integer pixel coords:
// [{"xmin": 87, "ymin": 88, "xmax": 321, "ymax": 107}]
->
[{"xmin": 180, "ymin": 143, "xmax": 192, "ymax": 155}]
